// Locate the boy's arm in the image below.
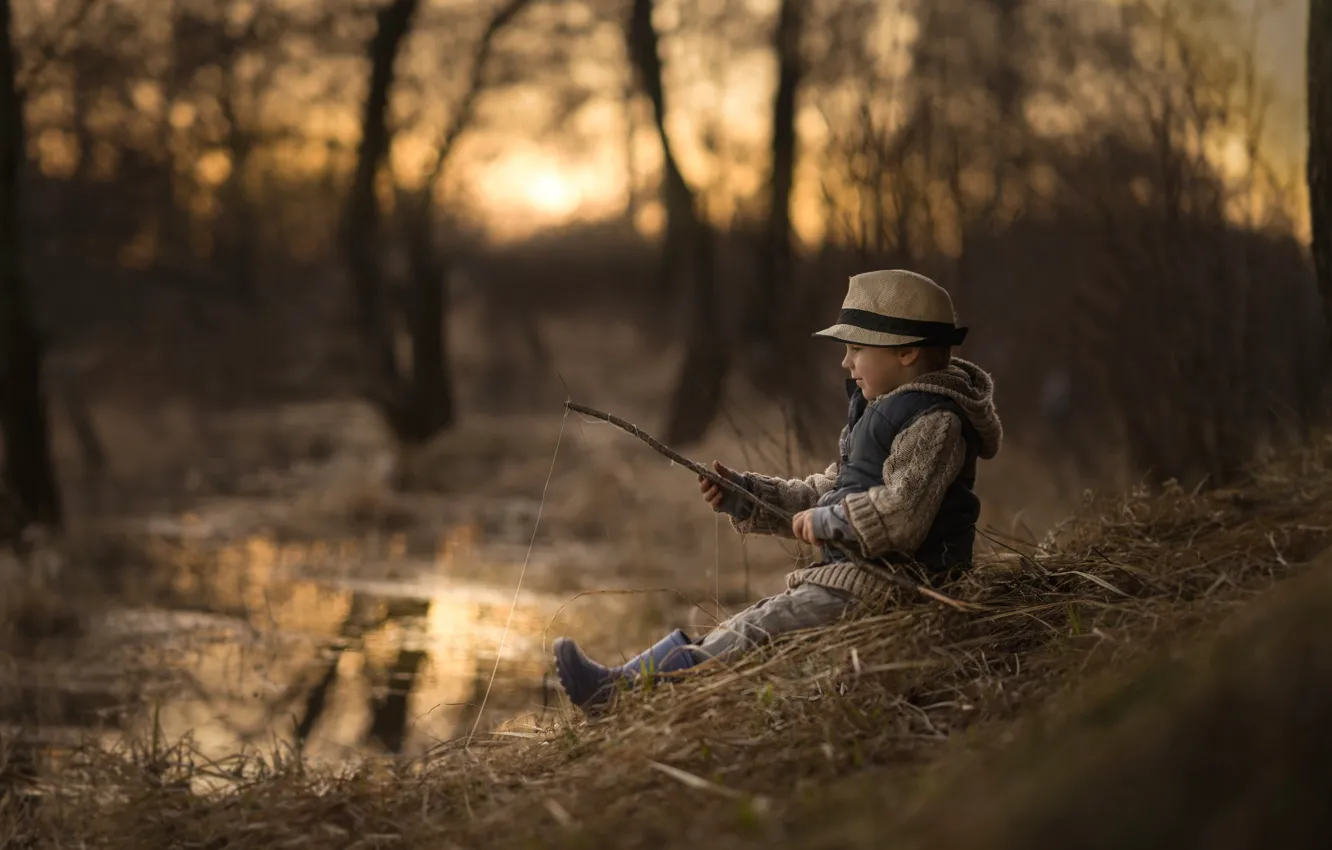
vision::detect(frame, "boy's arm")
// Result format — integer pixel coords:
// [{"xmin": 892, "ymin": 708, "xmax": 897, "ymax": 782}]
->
[
  {"xmin": 834, "ymin": 411, "xmax": 968, "ymax": 558},
  {"xmin": 726, "ymin": 462, "xmax": 841, "ymax": 538}
]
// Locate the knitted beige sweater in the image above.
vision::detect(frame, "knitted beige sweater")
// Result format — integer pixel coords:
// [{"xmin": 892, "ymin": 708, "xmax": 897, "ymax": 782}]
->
[{"xmin": 732, "ymin": 359, "xmax": 1003, "ymax": 600}]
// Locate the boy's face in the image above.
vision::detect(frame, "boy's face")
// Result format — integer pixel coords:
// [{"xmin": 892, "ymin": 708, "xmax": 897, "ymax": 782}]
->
[{"xmin": 842, "ymin": 344, "xmax": 921, "ymax": 397}]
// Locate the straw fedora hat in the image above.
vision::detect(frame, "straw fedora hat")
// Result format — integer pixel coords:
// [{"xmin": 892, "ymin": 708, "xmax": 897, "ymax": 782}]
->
[{"xmin": 813, "ymin": 269, "xmax": 968, "ymax": 348}]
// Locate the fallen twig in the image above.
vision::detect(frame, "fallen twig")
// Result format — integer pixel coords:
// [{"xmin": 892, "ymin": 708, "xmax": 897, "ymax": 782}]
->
[
  {"xmin": 646, "ymin": 759, "xmax": 746, "ymax": 800},
  {"xmin": 565, "ymin": 401, "xmax": 980, "ymax": 612}
]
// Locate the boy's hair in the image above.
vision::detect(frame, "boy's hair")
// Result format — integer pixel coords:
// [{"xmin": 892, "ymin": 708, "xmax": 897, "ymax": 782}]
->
[{"xmin": 912, "ymin": 345, "xmax": 952, "ymax": 373}]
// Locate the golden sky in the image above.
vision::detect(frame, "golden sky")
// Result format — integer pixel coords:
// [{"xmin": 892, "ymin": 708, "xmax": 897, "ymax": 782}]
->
[
  {"xmin": 20, "ymin": 0, "xmax": 1314, "ymax": 244},
  {"xmin": 443, "ymin": 0, "xmax": 1313, "ymax": 243}
]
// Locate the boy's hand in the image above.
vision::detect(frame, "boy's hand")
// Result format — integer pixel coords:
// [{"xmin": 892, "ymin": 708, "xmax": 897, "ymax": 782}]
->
[
  {"xmin": 699, "ymin": 460, "xmax": 737, "ymax": 511},
  {"xmin": 792, "ymin": 509, "xmax": 818, "ymax": 544}
]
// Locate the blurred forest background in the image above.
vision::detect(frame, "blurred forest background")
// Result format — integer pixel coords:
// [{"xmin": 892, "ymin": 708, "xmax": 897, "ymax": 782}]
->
[
  {"xmin": 0, "ymin": 0, "xmax": 1324, "ymax": 541},
  {"xmin": 0, "ymin": 0, "xmax": 1327, "ymax": 768}
]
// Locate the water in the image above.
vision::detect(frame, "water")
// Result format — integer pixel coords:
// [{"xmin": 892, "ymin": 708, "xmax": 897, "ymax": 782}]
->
[
  {"xmin": 1, "ymin": 399, "xmax": 770, "ymax": 770},
  {"xmin": 1, "ymin": 515, "xmax": 651, "ymax": 768}
]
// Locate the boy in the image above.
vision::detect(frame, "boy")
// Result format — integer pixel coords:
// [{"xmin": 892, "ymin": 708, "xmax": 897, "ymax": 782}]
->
[{"xmin": 554, "ymin": 270, "xmax": 1002, "ymax": 712}]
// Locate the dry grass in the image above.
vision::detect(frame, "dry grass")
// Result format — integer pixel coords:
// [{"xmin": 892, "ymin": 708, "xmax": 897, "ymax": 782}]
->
[
  {"xmin": 889, "ymin": 541, "xmax": 1332, "ymax": 850},
  {"xmin": 5, "ymin": 433, "xmax": 1332, "ymax": 849}
]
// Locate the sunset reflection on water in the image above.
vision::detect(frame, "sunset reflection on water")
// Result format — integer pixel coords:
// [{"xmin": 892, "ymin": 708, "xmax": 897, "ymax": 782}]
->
[{"xmin": 83, "ymin": 525, "xmax": 599, "ymax": 767}]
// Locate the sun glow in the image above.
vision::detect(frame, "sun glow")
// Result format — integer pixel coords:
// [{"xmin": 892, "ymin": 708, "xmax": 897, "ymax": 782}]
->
[
  {"xmin": 469, "ymin": 146, "xmax": 625, "ymax": 240},
  {"xmin": 526, "ymin": 171, "xmax": 581, "ymax": 216}
]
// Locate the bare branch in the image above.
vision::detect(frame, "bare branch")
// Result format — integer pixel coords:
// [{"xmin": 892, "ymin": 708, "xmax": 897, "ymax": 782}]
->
[{"xmin": 420, "ymin": 0, "xmax": 534, "ymax": 194}]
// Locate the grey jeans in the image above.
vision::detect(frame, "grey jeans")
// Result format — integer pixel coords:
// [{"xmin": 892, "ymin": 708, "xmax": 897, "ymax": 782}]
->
[{"xmin": 693, "ymin": 583, "xmax": 857, "ymax": 662}]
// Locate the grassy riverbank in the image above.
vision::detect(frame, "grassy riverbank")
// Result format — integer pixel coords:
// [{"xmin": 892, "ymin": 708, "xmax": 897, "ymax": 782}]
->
[{"xmin": 4, "ymin": 433, "xmax": 1332, "ymax": 849}]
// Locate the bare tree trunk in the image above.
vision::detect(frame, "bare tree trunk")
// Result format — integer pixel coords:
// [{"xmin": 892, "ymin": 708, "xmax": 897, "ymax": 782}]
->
[
  {"xmin": 54, "ymin": 374, "xmax": 106, "ymax": 517},
  {"xmin": 628, "ymin": 0, "xmax": 725, "ymax": 445},
  {"xmin": 0, "ymin": 0, "xmax": 61, "ymax": 528},
  {"xmin": 344, "ymin": 0, "xmax": 420, "ymax": 428},
  {"xmin": 663, "ymin": 222, "xmax": 726, "ymax": 445},
  {"xmin": 218, "ymin": 79, "xmax": 259, "ymax": 310},
  {"xmin": 629, "ymin": 0, "xmax": 696, "ymax": 307},
  {"xmin": 747, "ymin": 0, "xmax": 804, "ymax": 394},
  {"xmin": 390, "ymin": 0, "xmax": 528, "ymax": 444},
  {"xmin": 1311, "ymin": 0, "xmax": 1332, "ymax": 339},
  {"xmin": 622, "ymin": 71, "xmax": 640, "ymax": 226},
  {"xmin": 400, "ymin": 209, "xmax": 452, "ymax": 441}
]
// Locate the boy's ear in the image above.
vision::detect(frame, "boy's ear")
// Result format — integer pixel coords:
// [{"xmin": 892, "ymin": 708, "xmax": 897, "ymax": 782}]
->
[{"xmin": 897, "ymin": 347, "xmax": 922, "ymax": 366}]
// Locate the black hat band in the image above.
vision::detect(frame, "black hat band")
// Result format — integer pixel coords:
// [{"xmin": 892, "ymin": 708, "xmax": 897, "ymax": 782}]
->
[{"xmin": 837, "ymin": 309, "xmax": 968, "ymax": 346}]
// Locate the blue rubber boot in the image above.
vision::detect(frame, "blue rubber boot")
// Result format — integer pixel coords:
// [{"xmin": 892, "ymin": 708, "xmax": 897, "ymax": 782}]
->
[{"xmin": 553, "ymin": 629, "xmax": 696, "ymax": 712}]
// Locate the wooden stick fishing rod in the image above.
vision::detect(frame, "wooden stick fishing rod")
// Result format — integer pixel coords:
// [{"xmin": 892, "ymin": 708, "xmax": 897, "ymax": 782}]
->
[{"xmin": 565, "ymin": 401, "xmax": 977, "ymax": 612}]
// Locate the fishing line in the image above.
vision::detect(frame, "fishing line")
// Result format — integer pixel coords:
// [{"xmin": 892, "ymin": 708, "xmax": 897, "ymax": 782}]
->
[
  {"xmin": 466, "ymin": 404, "xmax": 569, "ymax": 747},
  {"xmin": 714, "ymin": 509, "xmax": 723, "ymax": 623}
]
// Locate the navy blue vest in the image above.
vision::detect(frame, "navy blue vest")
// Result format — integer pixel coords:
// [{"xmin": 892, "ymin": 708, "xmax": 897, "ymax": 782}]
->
[{"xmin": 818, "ymin": 380, "xmax": 981, "ymax": 574}]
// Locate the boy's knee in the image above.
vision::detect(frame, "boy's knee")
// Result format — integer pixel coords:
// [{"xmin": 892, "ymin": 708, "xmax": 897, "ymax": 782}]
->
[
  {"xmin": 785, "ymin": 583, "xmax": 857, "ymax": 624},
  {"xmin": 696, "ymin": 585, "xmax": 856, "ymax": 662},
  {"xmin": 695, "ymin": 622, "xmax": 762, "ymax": 661},
  {"xmin": 740, "ymin": 584, "xmax": 851, "ymax": 635}
]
